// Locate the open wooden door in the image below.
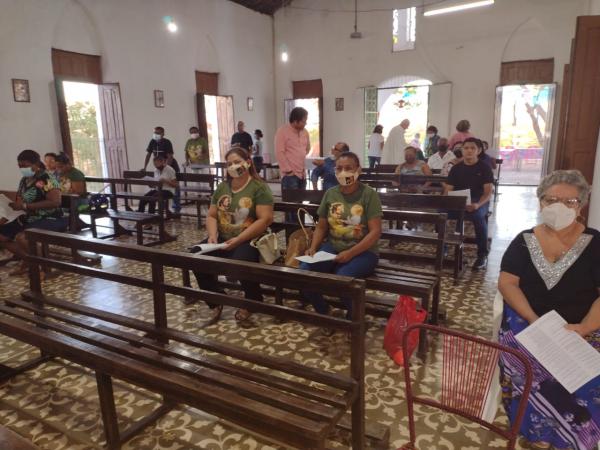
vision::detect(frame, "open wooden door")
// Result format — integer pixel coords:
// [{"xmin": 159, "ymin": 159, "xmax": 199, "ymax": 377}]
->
[
  {"xmin": 555, "ymin": 16, "xmax": 600, "ymax": 182},
  {"xmin": 216, "ymin": 96, "xmax": 234, "ymax": 161},
  {"xmin": 98, "ymin": 83, "xmax": 128, "ymax": 178},
  {"xmin": 54, "ymin": 78, "xmax": 73, "ymax": 157}
]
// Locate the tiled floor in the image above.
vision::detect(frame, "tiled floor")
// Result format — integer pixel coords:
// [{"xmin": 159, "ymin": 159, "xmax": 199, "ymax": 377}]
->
[{"xmin": 0, "ymin": 186, "xmax": 540, "ymax": 450}]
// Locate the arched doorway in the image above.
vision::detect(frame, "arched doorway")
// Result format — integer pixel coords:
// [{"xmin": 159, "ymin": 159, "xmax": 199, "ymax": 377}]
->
[{"xmin": 363, "ymin": 76, "xmax": 433, "ymax": 163}]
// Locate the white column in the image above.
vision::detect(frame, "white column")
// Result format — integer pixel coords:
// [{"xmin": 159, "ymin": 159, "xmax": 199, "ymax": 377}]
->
[{"xmin": 588, "ymin": 128, "xmax": 600, "ymax": 229}]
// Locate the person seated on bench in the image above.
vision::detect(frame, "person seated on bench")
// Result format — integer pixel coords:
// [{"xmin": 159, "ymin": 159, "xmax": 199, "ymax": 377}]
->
[
  {"xmin": 426, "ymin": 138, "xmax": 454, "ymax": 172},
  {"xmin": 192, "ymin": 146, "xmax": 274, "ymax": 323},
  {"xmin": 310, "ymin": 142, "xmax": 349, "ymax": 190},
  {"xmin": 479, "ymin": 140, "xmax": 497, "ymax": 170},
  {"xmin": 55, "ymin": 152, "xmax": 88, "ymax": 229},
  {"xmin": 299, "ymin": 152, "xmax": 382, "ymax": 321},
  {"xmin": 138, "ymin": 154, "xmax": 178, "ymax": 218},
  {"xmin": 0, "ymin": 149, "xmax": 67, "ymax": 276},
  {"xmin": 393, "ymin": 146, "xmax": 432, "ymax": 193},
  {"xmin": 442, "ymin": 142, "xmax": 464, "ymax": 176},
  {"xmin": 55, "ymin": 152, "xmax": 86, "ymax": 200},
  {"xmin": 444, "ymin": 137, "xmax": 493, "ymax": 270}
]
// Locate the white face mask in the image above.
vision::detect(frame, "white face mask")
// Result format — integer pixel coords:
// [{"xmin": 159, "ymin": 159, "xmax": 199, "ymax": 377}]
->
[
  {"xmin": 190, "ymin": 133, "xmax": 200, "ymax": 139},
  {"xmin": 336, "ymin": 170, "xmax": 359, "ymax": 186},
  {"xmin": 153, "ymin": 133, "xmax": 162, "ymax": 141},
  {"xmin": 227, "ymin": 161, "xmax": 249, "ymax": 178},
  {"xmin": 541, "ymin": 203, "xmax": 577, "ymax": 231}
]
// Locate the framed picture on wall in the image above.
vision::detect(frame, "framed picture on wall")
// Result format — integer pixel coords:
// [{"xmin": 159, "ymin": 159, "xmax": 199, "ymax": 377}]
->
[
  {"xmin": 12, "ymin": 79, "xmax": 30, "ymax": 102},
  {"xmin": 335, "ymin": 97, "xmax": 344, "ymax": 111},
  {"xmin": 154, "ymin": 90, "xmax": 164, "ymax": 108},
  {"xmin": 247, "ymin": 97, "xmax": 254, "ymax": 111}
]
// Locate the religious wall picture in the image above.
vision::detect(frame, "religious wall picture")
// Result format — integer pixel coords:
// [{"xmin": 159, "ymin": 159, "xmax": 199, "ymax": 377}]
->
[
  {"xmin": 12, "ymin": 79, "xmax": 30, "ymax": 102},
  {"xmin": 154, "ymin": 90, "xmax": 164, "ymax": 108},
  {"xmin": 247, "ymin": 97, "xmax": 254, "ymax": 111},
  {"xmin": 335, "ymin": 97, "xmax": 344, "ymax": 111}
]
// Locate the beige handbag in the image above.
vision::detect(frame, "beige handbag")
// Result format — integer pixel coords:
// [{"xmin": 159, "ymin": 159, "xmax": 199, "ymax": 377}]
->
[
  {"xmin": 250, "ymin": 228, "xmax": 281, "ymax": 264},
  {"xmin": 284, "ymin": 208, "xmax": 314, "ymax": 268}
]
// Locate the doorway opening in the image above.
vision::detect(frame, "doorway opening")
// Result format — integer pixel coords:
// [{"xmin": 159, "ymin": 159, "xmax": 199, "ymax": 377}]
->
[
  {"xmin": 284, "ymin": 98, "xmax": 321, "ymax": 157},
  {"xmin": 377, "ymin": 84, "xmax": 430, "ymax": 151},
  {"xmin": 493, "ymin": 83, "xmax": 556, "ymax": 186},
  {"xmin": 202, "ymin": 94, "xmax": 234, "ymax": 163},
  {"xmin": 62, "ymin": 81, "xmax": 107, "ymax": 191}
]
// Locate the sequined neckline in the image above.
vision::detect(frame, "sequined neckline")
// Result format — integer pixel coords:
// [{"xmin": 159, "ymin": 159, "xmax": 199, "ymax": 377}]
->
[{"xmin": 523, "ymin": 232, "xmax": 592, "ymax": 290}]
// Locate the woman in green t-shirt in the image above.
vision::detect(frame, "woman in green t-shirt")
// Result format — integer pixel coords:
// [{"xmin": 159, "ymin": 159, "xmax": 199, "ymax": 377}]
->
[
  {"xmin": 192, "ymin": 146, "xmax": 274, "ymax": 322},
  {"xmin": 299, "ymin": 152, "xmax": 382, "ymax": 319}
]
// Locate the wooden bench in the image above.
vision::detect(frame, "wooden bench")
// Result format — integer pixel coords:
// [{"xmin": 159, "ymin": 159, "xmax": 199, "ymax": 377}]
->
[
  {"xmin": 271, "ymin": 199, "xmax": 446, "ymax": 324},
  {"xmin": 0, "ymin": 229, "xmax": 388, "ymax": 450},
  {"xmin": 123, "ymin": 170, "xmax": 216, "ymax": 228},
  {"xmin": 84, "ymin": 177, "xmax": 174, "ymax": 246},
  {"xmin": 282, "ymin": 189, "xmax": 467, "ymax": 282},
  {"xmin": 176, "ymin": 172, "xmax": 216, "ymax": 228}
]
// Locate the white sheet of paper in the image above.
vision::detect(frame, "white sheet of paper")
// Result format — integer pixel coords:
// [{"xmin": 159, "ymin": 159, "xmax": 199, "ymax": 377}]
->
[
  {"xmin": 190, "ymin": 243, "xmax": 227, "ymax": 255},
  {"xmin": 448, "ymin": 189, "xmax": 472, "ymax": 205},
  {"xmin": 295, "ymin": 251, "xmax": 337, "ymax": 264},
  {"xmin": 516, "ymin": 310, "xmax": 600, "ymax": 393},
  {"xmin": 0, "ymin": 194, "xmax": 25, "ymax": 223}
]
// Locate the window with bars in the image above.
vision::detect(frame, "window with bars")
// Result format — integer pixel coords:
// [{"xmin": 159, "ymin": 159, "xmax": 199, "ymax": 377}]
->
[{"xmin": 392, "ymin": 7, "xmax": 416, "ymax": 52}]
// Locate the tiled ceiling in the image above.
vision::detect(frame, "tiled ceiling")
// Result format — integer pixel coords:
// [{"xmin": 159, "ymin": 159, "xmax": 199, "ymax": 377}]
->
[{"xmin": 229, "ymin": 0, "xmax": 292, "ymax": 15}]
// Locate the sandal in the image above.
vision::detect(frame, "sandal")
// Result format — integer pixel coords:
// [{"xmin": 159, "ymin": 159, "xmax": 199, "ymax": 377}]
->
[
  {"xmin": 235, "ymin": 308, "xmax": 251, "ymax": 323},
  {"xmin": 530, "ymin": 442, "xmax": 551, "ymax": 450}
]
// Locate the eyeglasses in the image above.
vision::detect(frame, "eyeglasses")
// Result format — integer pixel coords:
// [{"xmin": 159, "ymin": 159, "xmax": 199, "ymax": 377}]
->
[{"xmin": 541, "ymin": 196, "xmax": 581, "ymax": 209}]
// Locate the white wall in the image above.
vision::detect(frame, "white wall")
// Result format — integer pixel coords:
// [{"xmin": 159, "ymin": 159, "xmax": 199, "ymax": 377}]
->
[
  {"xmin": 273, "ymin": 0, "xmax": 588, "ymax": 164},
  {"xmin": 0, "ymin": 0, "xmax": 275, "ymax": 190}
]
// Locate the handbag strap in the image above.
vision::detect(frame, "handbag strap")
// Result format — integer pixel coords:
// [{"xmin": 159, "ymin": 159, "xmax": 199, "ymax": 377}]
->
[{"xmin": 297, "ymin": 208, "xmax": 314, "ymax": 243}]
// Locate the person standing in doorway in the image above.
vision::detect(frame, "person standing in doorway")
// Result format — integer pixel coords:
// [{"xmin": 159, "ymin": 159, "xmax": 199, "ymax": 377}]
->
[
  {"xmin": 382, "ymin": 119, "xmax": 409, "ymax": 165},
  {"xmin": 142, "ymin": 126, "xmax": 181, "ymax": 216},
  {"xmin": 231, "ymin": 121, "xmax": 253, "ymax": 153},
  {"xmin": 275, "ymin": 106, "xmax": 310, "ymax": 190},
  {"xmin": 367, "ymin": 125, "xmax": 384, "ymax": 169},
  {"xmin": 253, "ymin": 129, "xmax": 264, "ymax": 175}
]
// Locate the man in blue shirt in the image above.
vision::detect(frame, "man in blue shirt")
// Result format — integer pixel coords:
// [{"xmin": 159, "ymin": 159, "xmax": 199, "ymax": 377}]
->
[{"xmin": 311, "ymin": 142, "xmax": 349, "ymax": 191}]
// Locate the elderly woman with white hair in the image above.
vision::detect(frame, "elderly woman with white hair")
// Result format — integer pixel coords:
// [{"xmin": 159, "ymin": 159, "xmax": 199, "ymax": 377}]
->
[{"xmin": 498, "ymin": 169, "xmax": 600, "ymax": 450}]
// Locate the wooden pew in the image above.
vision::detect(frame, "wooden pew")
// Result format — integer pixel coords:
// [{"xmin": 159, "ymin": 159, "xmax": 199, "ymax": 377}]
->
[
  {"xmin": 123, "ymin": 170, "xmax": 216, "ymax": 228},
  {"xmin": 282, "ymin": 189, "xmax": 467, "ymax": 282},
  {"xmin": 0, "ymin": 229, "xmax": 388, "ymax": 450},
  {"xmin": 271, "ymin": 201, "xmax": 446, "ymax": 324},
  {"xmin": 84, "ymin": 177, "xmax": 173, "ymax": 246},
  {"xmin": 176, "ymin": 172, "xmax": 216, "ymax": 228}
]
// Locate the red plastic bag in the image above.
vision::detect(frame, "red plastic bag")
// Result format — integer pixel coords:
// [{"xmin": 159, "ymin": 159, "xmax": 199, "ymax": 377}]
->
[{"xmin": 383, "ymin": 295, "xmax": 427, "ymax": 366}]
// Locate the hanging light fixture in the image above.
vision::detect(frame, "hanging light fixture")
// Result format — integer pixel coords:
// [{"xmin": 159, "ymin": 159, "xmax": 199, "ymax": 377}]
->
[{"xmin": 424, "ymin": 0, "xmax": 494, "ymax": 17}]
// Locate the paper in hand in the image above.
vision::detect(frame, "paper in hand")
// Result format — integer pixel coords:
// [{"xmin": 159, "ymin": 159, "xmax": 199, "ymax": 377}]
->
[
  {"xmin": 0, "ymin": 194, "xmax": 25, "ymax": 223},
  {"xmin": 190, "ymin": 243, "xmax": 227, "ymax": 255},
  {"xmin": 448, "ymin": 189, "xmax": 471, "ymax": 205},
  {"xmin": 295, "ymin": 251, "xmax": 337, "ymax": 264},
  {"xmin": 516, "ymin": 310, "xmax": 600, "ymax": 393}
]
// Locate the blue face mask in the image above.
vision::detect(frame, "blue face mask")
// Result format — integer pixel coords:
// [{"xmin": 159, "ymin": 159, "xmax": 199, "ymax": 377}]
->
[{"xmin": 20, "ymin": 167, "xmax": 34, "ymax": 177}]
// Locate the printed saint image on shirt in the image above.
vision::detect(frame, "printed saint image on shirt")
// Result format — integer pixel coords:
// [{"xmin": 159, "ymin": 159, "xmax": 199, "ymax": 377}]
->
[
  {"xmin": 328, "ymin": 202, "xmax": 365, "ymax": 243},
  {"xmin": 216, "ymin": 194, "xmax": 254, "ymax": 234}
]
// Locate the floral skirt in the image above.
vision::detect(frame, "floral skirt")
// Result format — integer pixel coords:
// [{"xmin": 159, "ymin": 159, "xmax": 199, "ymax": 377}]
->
[{"xmin": 499, "ymin": 304, "xmax": 600, "ymax": 450}]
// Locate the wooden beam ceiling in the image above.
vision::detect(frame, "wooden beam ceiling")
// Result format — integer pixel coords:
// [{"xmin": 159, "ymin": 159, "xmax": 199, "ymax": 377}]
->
[{"xmin": 229, "ymin": 0, "xmax": 292, "ymax": 15}]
